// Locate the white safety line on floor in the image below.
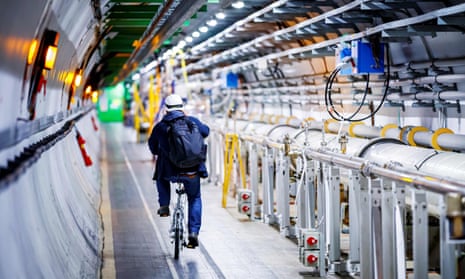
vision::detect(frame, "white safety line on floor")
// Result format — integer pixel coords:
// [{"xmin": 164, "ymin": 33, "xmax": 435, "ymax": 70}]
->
[
  {"xmin": 121, "ymin": 145, "xmax": 180, "ymax": 279},
  {"xmin": 100, "ymin": 131, "xmax": 116, "ymax": 279}
]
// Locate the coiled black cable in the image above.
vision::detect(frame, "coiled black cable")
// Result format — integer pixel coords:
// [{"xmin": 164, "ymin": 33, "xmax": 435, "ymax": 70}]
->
[{"xmin": 325, "ymin": 44, "xmax": 391, "ymax": 122}]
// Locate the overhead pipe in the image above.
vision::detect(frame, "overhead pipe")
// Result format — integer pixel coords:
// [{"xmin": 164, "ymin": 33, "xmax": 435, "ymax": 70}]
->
[
  {"xmin": 408, "ymin": 127, "xmax": 465, "ymax": 151},
  {"xmin": 390, "ymin": 58, "xmax": 465, "ymax": 72},
  {"xmin": 229, "ymin": 110, "xmax": 465, "ymax": 152},
  {"xmin": 235, "ymin": 73, "xmax": 465, "ymax": 94}
]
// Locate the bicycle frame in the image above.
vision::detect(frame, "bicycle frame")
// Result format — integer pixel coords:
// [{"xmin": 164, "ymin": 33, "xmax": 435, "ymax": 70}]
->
[{"xmin": 170, "ymin": 182, "xmax": 187, "ymax": 259}]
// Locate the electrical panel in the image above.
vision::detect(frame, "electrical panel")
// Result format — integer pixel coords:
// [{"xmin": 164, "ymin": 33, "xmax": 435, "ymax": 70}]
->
[
  {"xmin": 237, "ymin": 189, "xmax": 253, "ymax": 215},
  {"xmin": 299, "ymin": 228, "xmax": 321, "ymax": 269}
]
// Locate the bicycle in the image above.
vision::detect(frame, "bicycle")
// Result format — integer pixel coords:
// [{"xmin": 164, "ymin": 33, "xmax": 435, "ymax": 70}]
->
[{"xmin": 169, "ymin": 181, "xmax": 188, "ymax": 259}]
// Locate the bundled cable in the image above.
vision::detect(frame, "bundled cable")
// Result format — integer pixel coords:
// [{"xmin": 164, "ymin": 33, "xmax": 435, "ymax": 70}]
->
[{"xmin": 324, "ymin": 45, "xmax": 391, "ymax": 122}]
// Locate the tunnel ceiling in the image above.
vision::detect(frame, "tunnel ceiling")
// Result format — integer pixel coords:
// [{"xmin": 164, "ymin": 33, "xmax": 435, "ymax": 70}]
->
[
  {"xmin": 92, "ymin": 0, "xmax": 465, "ymax": 87},
  {"xmin": 96, "ymin": 0, "xmax": 222, "ymax": 86}
]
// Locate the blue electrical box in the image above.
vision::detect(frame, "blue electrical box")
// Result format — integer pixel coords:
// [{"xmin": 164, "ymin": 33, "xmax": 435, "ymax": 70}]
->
[
  {"xmin": 225, "ymin": 72, "xmax": 239, "ymax": 88},
  {"xmin": 336, "ymin": 39, "xmax": 385, "ymax": 75},
  {"xmin": 351, "ymin": 39, "xmax": 384, "ymax": 74}
]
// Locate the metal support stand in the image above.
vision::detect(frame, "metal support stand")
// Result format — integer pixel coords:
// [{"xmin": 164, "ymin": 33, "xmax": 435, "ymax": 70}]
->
[
  {"xmin": 440, "ymin": 195, "xmax": 457, "ymax": 279},
  {"xmin": 248, "ymin": 143, "xmax": 259, "ymax": 219},
  {"xmin": 348, "ymin": 170, "xmax": 361, "ymax": 273},
  {"xmin": 262, "ymin": 147, "xmax": 277, "ymax": 224},
  {"xmin": 412, "ymin": 190, "xmax": 428, "ymax": 279},
  {"xmin": 307, "ymin": 158, "xmax": 316, "ymax": 229},
  {"xmin": 371, "ymin": 179, "xmax": 382, "ymax": 279},
  {"xmin": 381, "ymin": 179, "xmax": 395, "ymax": 279},
  {"xmin": 315, "ymin": 161, "xmax": 327, "ymax": 277},
  {"xmin": 276, "ymin": 151, "xmax": 291, "ymax": 236},
  {"xmin": 359, "ymin": 176, "xmax": 373, "ymax": 279},
  {"xmin": 393, "ymin": 182, "xmax": 407, "ymax": 279},
  {"xmin": 326, "ymin": 165, "xmax": 341, "ymax": 266}
]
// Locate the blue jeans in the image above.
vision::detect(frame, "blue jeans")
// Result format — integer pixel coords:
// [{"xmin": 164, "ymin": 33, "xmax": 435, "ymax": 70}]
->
[{"xmin": 156, "ymin": 175, "xmax": 202, "ymax": 234}]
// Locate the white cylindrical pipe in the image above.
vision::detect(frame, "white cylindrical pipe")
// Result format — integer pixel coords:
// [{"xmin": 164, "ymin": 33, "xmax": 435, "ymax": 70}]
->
[
  {"xmin": 352, "ymin": 124, "xmax": 382, "ymax": 138},
  {"xmin": 439, "ymin": 91, "xmax": 465, "ymax": 100},
  {"xmin": 326, "ymin": 121, "xmax": 349, "ymax": 134},
  {"xmin": 419, "ymin": 152, "xmax": 465, "ymax": 181},
  {"xmin": 359, "ymin": 142, "xmax": 438, "ymax": 171},
  {"xmin": 287, "ymin": 117, "xmax": 302, "ymax": 127},
  {"xmin": 386, "ymin": 93, "xmax": 416, "ymax": 101},
  {"xmin": 413, "ymin": 131, "xmax": 434, "ymax": 147},
  {"xmin": 382, "ymin": 125, "xmax": 401, "ymax": 139},
  {"xmin": 437, "ymin": 133, "xmax": 465, "ymax": 151}
]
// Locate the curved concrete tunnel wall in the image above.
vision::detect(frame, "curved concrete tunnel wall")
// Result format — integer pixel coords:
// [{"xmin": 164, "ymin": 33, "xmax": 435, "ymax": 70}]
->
[{"xmin": 0, "ymin": 111, "xmax": 101, "ymax": 278}]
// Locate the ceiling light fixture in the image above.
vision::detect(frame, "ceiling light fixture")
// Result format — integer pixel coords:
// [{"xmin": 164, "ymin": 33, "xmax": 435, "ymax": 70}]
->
[
  {"xmin": 199, "ymin": 26, "xmax": 208, "ymax": 33},
  {"xmin": 192, "ymin": 31, "xmax": 200, "ymax": 38},
  {"xmin": 207, "ymin": 19, "xmax": 217, "ymax": 27},
  {"xmin": 232, "ymin": 1, "xmax": 244, "ymax": 9},
  {"xmin": 215, "ymin": 12, "xmax": 226, "ymax": 19},
  {"xmin": 178, "ymin": 40, "xmax": 186, "ymax": 48},
  {"xmin": 186, "ymin": 36, "xmax": 193, "ymax": 43}
]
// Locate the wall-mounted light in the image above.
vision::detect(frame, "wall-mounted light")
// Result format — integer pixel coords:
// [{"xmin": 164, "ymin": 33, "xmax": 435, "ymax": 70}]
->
[
  {"xmin": 74, "ymin": 69, "xmax": 83, "ymax": 87},
  {"xmin": 41, "ymin": 30, "xmax": 60, "ymax": 70},
  {"xmin": 91, "ymin": 90, "xmax": 98, "ymax": 104},
  {"xmin": 27, "ymin": 39, "xmax": 38, "ymax": 65},
  {"xmin": 26, "ymin": 29, "xmax": 60, "ymax": 120},
  {"xmin": 44, "ymin": 45, "xmax": 58, "ymax": 70}
]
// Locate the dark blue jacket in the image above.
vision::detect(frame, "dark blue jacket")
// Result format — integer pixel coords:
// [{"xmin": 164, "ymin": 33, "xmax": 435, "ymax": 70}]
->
[{"xmin": 148, "ymin": 110, "xmax": 210, "ymax": 180}]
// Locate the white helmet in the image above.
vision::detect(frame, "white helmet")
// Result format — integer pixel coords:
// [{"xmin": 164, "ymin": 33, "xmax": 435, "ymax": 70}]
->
[{"xmin": 165, "ymin": 94, "xmax": 184, "ymax": 111}]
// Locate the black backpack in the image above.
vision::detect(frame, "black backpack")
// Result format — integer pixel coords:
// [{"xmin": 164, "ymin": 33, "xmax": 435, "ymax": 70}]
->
[{"xmin": 166, "ymin": 116, "xmax": 206, "ymax": 169}]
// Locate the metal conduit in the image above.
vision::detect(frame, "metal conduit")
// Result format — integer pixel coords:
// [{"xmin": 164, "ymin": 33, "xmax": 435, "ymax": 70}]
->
[
  {"xmin": 326, "ymin": 121, "xmax": 382, "ymax": 139},
  {"xmin": 306, "ymin": 147, "xmax": 465, "ymax": 195}
]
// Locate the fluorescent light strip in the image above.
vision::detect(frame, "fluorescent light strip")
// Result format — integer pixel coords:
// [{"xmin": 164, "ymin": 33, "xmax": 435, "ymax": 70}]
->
[
  {"xmin": 190, "ymin": 0, "xmax": 287, "ymax": 54},
  {"xmin": 193, "ymin": 0, "xmax": 364, "ymax": 71},
  {"xmin": 215, "ymin": 2, "xmax": 465, "ymax": 75}
]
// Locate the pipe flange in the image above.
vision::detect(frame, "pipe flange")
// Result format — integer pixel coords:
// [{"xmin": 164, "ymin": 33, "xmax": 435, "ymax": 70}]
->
[
  {"xmin": 324, "ymin": 118, "xmax": 338, "ymax": 133},
  {"xmin": 431, "ymin": 128, "xmax": 454, "ymax": 151},
  {"xmin": 399, "ymin": 125, "xmax": 415, "ymax": 143},
  {"xmin": 286, "ymin": 115, "xmax": 298, "ymax": 125},
  {"xmin": 407, "ymin": 126, "xmax": 429, "ymax": 146},
  {"xmin": 380, "ymin": 123, "xmax": 399, "ymax": 138},
  {"xmin": 348, "ymin": 121, "xmax": 364, "ymax": 138},
  {"xmin": 360, "ymin": 161, "xmax": 374, "ymax": 178}
]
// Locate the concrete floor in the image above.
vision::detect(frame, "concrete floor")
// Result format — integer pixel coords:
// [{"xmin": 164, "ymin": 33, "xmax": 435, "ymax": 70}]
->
[{"xmin": 100, "ymin": 123, "xmax": 313, "ymax": 279}]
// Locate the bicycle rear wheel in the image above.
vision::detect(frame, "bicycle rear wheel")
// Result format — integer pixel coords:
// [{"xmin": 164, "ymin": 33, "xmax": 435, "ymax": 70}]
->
[{"xmin": 174, "ymin": 227, "xmax": 180, "ymax": 259}]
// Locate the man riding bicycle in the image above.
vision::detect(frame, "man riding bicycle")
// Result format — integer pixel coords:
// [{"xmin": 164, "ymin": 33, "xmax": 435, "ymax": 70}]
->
[{"xmin": 148, "ymin": 94, "xmax": 209, "ymax": 248}]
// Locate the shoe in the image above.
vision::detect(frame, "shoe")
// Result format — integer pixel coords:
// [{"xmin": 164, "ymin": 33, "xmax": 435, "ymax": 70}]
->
[
  {"xmin": 186, "ymin": 233, "xmax": 199, "ymax": 249},
  {"xmin": 157, "ymin": 206, "xmax": 170, "ymax": 217}
]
